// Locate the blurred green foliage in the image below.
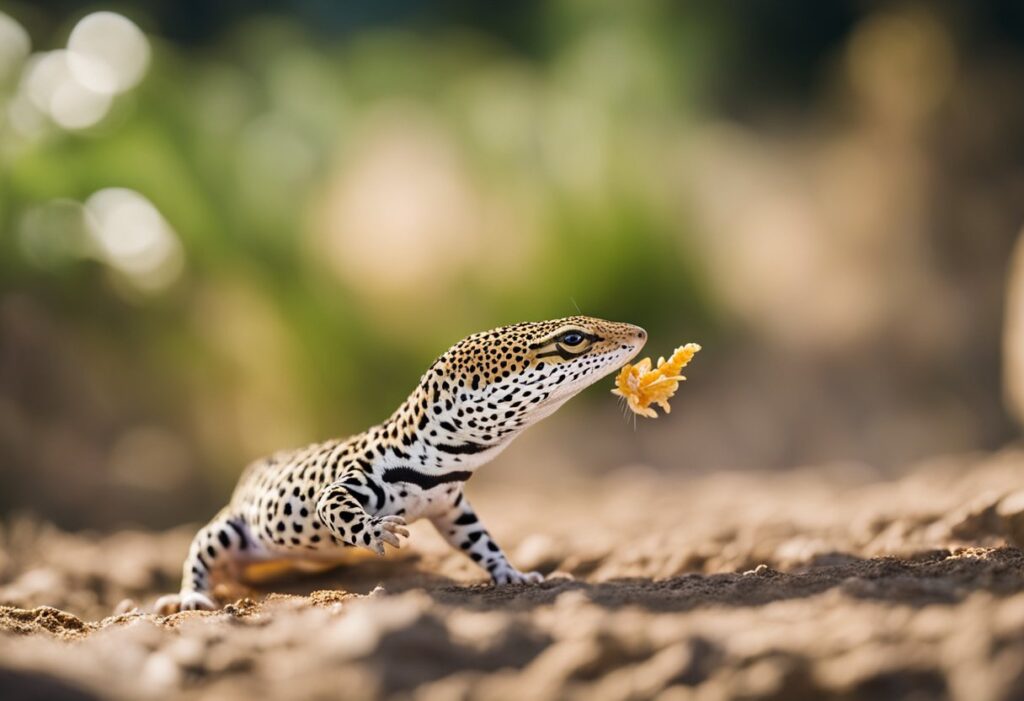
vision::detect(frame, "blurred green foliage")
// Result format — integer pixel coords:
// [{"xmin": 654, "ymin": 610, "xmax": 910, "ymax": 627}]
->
[{"xmin": 0, "ymin": 1, "xmax": 720, "ymax": 481}]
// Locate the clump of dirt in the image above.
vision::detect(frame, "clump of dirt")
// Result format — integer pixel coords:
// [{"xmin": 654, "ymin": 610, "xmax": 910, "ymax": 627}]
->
[
  {"xmin": 0, "ymin": 605, "xmax": 91, "ymax": 639},
  {"xmin": 4, "ymin": 449, "xmax": 1024, "ymax": 700}
]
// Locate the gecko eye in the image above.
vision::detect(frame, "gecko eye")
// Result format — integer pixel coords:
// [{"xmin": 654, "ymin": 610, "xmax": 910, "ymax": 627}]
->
[{"xmin": 560, "ymin": 332, "xmax": 585, "ymax": 347}]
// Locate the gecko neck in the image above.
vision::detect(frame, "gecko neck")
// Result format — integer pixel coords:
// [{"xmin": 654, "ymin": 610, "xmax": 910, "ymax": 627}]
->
[{"xmin": 372, "ymin": 382, "xmax": 521, "ymax": 474}]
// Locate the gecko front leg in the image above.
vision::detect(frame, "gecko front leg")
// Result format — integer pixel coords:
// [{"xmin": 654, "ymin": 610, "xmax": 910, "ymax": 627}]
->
[
  {"xmin": 431, "ymin": 493, "xmax": 543, "ymax": 584},
  {"xmin": 315, "ymin": 474, "xmax": 409, "ymax": 555}
]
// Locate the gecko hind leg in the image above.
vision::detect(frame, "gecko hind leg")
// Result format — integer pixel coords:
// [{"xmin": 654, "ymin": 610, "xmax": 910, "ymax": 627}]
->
[{"xmin": 154, "ymin": 510, "xmax": 255, "ymax": 614}]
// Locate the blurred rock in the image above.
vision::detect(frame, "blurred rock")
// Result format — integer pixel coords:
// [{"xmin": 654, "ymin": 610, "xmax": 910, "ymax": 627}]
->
[
  {"xmin": 945, "ymin": 491, "xmax": 1006, "ymax": 540},
  {"xmin": 997, "ymin": 490, "xmax": 1024, "ymax": 546}
]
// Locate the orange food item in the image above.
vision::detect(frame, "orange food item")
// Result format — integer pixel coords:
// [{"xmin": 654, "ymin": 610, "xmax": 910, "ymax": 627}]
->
[{"xmin": 612, "ymin": 343, "xmax": 701, "ymax": 418}]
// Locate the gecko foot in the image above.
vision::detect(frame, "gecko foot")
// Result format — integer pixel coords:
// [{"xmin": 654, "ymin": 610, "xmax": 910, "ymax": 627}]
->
[
  {"xmin": 154, "ymin": 591, "xmax": 218, "ymax": 615},
  {"xmin": 364, "ymin": 515, "xmax": 409, "ymax": 556},
  {"xmin": 492, "ymin": 568, "xmax": 544, "ymax": 585}
]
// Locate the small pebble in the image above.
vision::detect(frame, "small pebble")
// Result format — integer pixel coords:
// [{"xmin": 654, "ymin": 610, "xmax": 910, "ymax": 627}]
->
[{"xmin": 114, "ymin": 598, "xmax": 139, "ymax": 616}]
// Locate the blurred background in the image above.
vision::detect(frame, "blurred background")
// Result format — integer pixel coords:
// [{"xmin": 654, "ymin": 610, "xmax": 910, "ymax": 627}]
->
[{"xmin": 2, "ymin": 0, "xmax": 1024, "ymax": 530}]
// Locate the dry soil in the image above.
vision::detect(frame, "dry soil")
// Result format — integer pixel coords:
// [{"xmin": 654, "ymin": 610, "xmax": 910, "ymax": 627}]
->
[{"xmin": 5, "ymin": 450, "xmax": 1024, "ymax": 700}]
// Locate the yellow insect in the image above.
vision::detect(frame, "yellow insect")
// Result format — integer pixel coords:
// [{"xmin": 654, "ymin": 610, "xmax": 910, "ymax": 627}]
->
[{"xmin": 612, "ymin": 343, "xmax": 701, "ymax": 418}]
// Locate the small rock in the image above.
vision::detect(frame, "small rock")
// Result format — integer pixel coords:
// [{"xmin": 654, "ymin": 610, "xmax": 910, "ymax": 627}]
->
[
  {"xmin": 946, "ymin": 491, "xmax": 1005, "ymax": 539},
  {"xmin": 546, "ymin": 570, "xmax": 576, "ymax": 581},
  {"xmin": 515, "ymin": 533, "xmax": 561, "ymax": 571},
  {"xmin": 114, "ymin": 598, "xmax": 138, "ymax": 616},
  {"xmin": 997, "ymin": 490, "xmax": 1024, "ymax": 545}
]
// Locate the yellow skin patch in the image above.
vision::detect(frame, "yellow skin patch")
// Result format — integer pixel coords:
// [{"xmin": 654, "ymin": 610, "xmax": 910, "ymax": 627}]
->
[{"xmin": 612, "ymin": 343, "xmax": 701, "ymax": 418}]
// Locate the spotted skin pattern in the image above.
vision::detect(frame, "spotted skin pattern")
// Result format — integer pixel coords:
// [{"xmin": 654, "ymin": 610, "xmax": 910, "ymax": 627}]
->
[{"xmin": 156, "ymin": 316, "xmax": 646, "ymax": 612}]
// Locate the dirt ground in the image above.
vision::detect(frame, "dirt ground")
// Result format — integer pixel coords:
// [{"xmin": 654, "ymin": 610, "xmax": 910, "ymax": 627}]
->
[{"xmin": 5, "ymin": 449, "xmax": 1024, "ymax": 701}]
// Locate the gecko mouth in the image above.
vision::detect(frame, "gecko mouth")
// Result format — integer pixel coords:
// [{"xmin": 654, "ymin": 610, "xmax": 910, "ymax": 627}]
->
[
  {"xmin": 537, "ymin": 347, "xmax": 643, "ymax": 404},
  {"xmin": 604, "ymin": 336, "xmax": 646, "ymax": 371}
]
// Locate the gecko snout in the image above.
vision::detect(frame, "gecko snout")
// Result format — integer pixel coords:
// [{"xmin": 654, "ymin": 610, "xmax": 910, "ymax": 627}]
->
[
  {"xmin": 620, "ymin": 324, "xmax": 647, "ymax": 359},
  {"xmin": 626, "ymin": 324, "xmax": 647, "ymax": 345}
]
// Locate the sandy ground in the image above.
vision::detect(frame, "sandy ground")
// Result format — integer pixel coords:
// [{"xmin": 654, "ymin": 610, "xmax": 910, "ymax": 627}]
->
[{"xmin": 5, "ymin": 450, "xmax": 1024, "ymax": 700}]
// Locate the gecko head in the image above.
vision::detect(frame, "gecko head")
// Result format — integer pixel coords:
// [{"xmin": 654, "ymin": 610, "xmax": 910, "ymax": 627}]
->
[
  {"xmin": 421, "ymin": 316, "xmax": 647, "ymax": 446},
  {"xmin": 513, "ymin": 316, "xmax": 648, "ymax": 405}
]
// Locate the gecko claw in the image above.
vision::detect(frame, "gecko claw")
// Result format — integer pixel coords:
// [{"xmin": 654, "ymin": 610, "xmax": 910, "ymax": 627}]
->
[{"xmin": 363, "ymin": 515, "xmax": 409, "ymax": 555}]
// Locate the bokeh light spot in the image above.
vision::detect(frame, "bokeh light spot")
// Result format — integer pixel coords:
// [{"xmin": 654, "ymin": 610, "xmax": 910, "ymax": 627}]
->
[
  {"xmin": 67, "ymin": 11, "xmax": 150, "ymax": 95},
  {"xmin": 314, "ymin": 108, "xmax": 479, "ymax": 303},
  {"xmin": 84, "ymin": 188, "xmax": 184, "ymax": 291},
  {"xmin": 22, "ymin": 50, "xmax": 111, "ymax": 130},
  {"xmin": 0, "ymin": 11, "xmax": 30, "ymax": 83}
]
